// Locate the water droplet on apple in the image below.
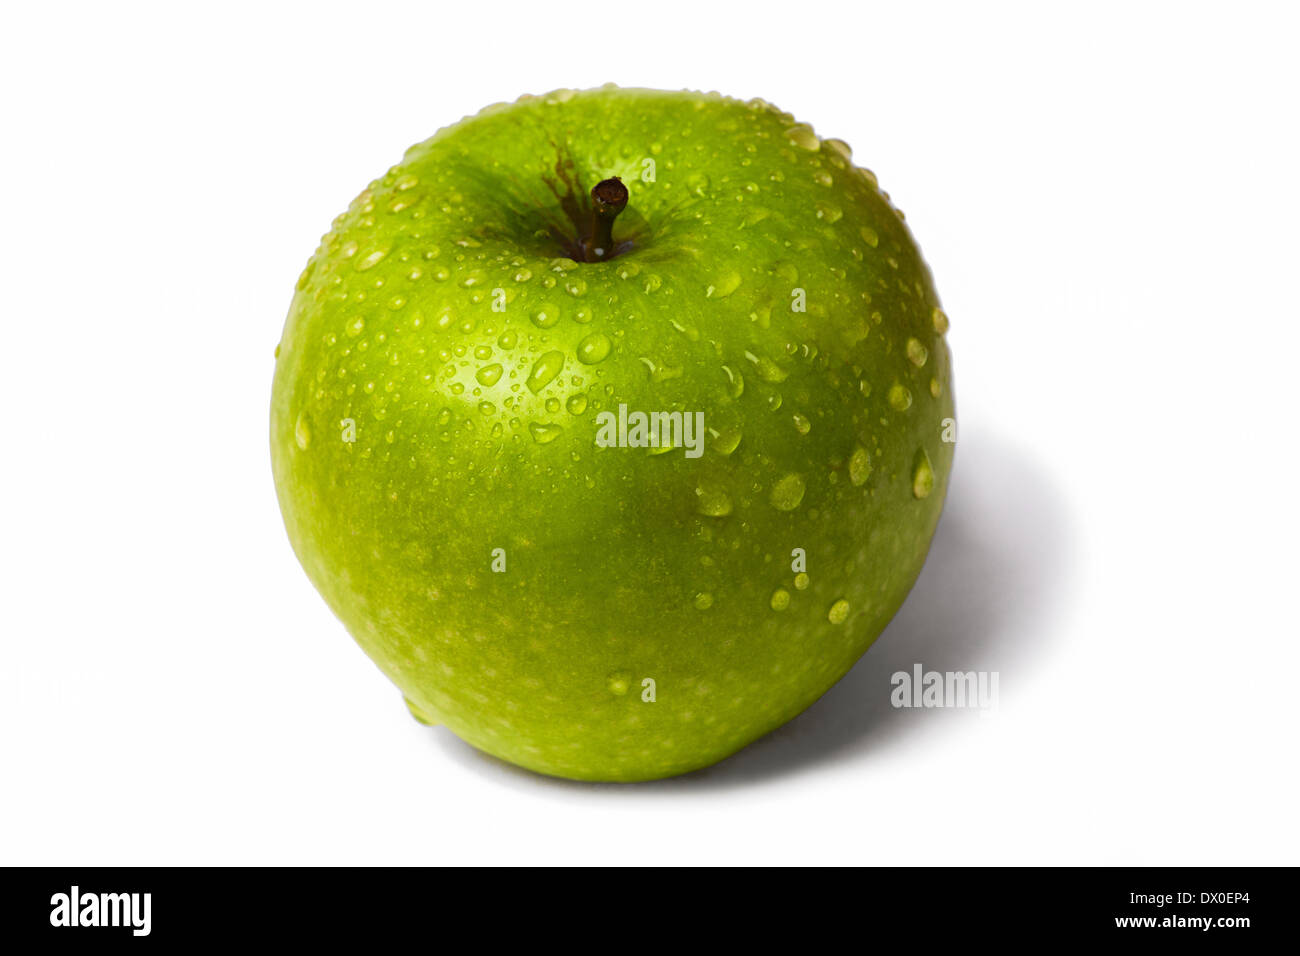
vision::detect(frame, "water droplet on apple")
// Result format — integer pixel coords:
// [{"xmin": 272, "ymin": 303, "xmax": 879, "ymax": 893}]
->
[
  {"xmin": 607, "ymin": 672, "xmax": 631, "ymax": 696},
  {"xmin": 722, "ymin": 365, "xmax": 745, "ymax": 398},
  {"xmin": 526, "ymin": 350, "xmax": 565, "ymax": 393},
  {"xmin": 745, "ymin": 351, "xmax": 788, "ymax": 383},
  {"xmin": 497, "ymin": 330, "xmax": 517, "ymax": 349},
  {"xmin": 912, "ymin": 450, "xmax": 935, "ymax": 499},
  {"xmin": 693, "ymin": 592, "xmax": 714, "ymax": 610},
  {"xmin": 828, "ymin": 599, "xmax": 851, "ymax": 624},
  {"xmin": 814, "ymin": 201, "xmax": 842, "ymax": 223},
  {"xmin": 668, "ymin": 318, "xmax": 700, "ymax": 342},
  {"xmin": 403, "ymin": 696, "xmax": 436, "ymax": 725},
  {"xmin": 566, "ymin": 393, "xmax": 588, "ymax": 415},
  {"xmin": 694, "ymin": 482, "xmax": 733, "ymax": 517},
  {"xmin": 686, "ymin": 171, "xmax": 711, "ymax": 197},
  {"xmin": 711, "ymin": 427, "xmax": 742, "ymax": 456},
  {"xmin": 294, "ymin": 412, "xmax": 311, "ymax": 450},
  {"xmin": 785, "ymin": 123, "xmax": 819, "ymax": 150},
  {"xmin": 345, "ymin": 316, "xmax": 365, "ymax": 337},
  {"xmin": 794, "ymin": 573, "xmax": 810, "ymax": 591},
  {"xmin": 513, "ymin": 268, "xmax": 533, "ymax": 282},
  {"xmin": 576, "ymin": 333, "xmax": 612, "ymax": 364},
  {"xmin": 849, "ymin": 446, "xmax": 872, "ymax": 486},
  {"xmin": 642, "ymin": 274, "xmax": 663, "ymax": 294},
  {"xmin": 476, "ymin": 363, "xmax": 503, "ymax": 386},
  {"xmin": 528, "ymin": 422, "xmax": 563, "ymax": 444},
  {"xmin": 707, "ymin": 270, "xmax": 742, "ymax": 298},
  {"xmin": 860, "ymin": 225, "xmax": 879, "ymax": 248},
  {"xmin": 355, "ymin": 248, "xmax": 388, "ymax": 271},
  {"xmin": 639, "ymin": 357, "xmax": 683, "ymax": 383},
  {"xmin": 824, "ymin": 138, "xmax": 853, "ymax": 162},
  {"xmin": 932, "ymin": 306, "xmax": 950, "ymax": 334},
  {"xmin": 770, "ymin": 473, "xmax": 806, "ymax": 511},
  {"xmin": 768, "ymin": 260, "xmax": 799, "ymax": 283},
  {"xmin": 906, "ymin": 338, "xmax": 928, "ymax": 367},
  {"xmin": 770, "ymin": 588, "xmax": 791, "ymax": 611},
  {"xmin": 930, "ymin": 378, "xmax": 942, "ymax": 398},
  {"xmin": 792, "ymin": 413, "xmax": 811, "ymax": 435},
  {"xmin": 530, "ymin": 304, "xmax": 560, "ymax": 328},
  {"xmin": 888, "ymin": 384, "xmax": 912, "ymax": 411}
]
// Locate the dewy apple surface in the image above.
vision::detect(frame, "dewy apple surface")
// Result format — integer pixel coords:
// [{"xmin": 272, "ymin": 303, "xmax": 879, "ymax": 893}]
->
[{"xmin": 269, "ymin": 86, "xmax": 955, "ymax": 781}]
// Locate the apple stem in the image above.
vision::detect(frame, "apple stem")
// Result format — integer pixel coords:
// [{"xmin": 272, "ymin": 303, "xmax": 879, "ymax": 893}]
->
[{"xmin": 583, "ymin": 177, "xmax": 628, "ymax": 262}]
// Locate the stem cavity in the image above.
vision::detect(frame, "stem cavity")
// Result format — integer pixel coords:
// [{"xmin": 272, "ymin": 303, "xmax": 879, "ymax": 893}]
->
[{"xmin": 583, "ymin": 177, "xmax": 628, "ymax": 262}]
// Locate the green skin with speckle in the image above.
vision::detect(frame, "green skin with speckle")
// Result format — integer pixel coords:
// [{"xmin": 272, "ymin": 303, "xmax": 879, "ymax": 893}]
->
[{"xmin": 270, "ymin": 87, "xmax": 955, "ymax": 782}]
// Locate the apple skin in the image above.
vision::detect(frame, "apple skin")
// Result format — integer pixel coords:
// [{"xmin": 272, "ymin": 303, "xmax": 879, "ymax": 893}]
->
[{"xmin": 271, "ymin": 87, "xmax": 954, "ymax": 781}]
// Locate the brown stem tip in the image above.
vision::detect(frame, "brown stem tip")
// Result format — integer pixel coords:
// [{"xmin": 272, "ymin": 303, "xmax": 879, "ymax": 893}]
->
[{"xmin": 584, "ymin": 177, "xmax": 628, "ymax": 262}]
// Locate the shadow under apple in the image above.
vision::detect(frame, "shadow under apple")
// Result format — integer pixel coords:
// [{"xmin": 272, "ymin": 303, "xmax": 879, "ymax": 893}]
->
[{"xmin": 430, "ymin": 425, "xmax": 1072, "ymax": 791}]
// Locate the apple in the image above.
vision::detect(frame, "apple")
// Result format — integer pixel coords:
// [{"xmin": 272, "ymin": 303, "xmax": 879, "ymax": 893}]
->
[{"xmin": 270, "ymin": 86, "xmax": 955, "ymax": 781}]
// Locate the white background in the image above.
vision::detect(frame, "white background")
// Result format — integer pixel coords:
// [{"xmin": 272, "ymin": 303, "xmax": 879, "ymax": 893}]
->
[{"xmin": 2, "ymin": 1, "xmax": 1297, "ymax": 866}]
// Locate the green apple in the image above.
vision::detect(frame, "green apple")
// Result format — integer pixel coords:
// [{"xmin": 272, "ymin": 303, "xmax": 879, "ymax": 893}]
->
[{"xmin": 270, "ymin": 86, "xmax": 955, "ymax": 782}]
